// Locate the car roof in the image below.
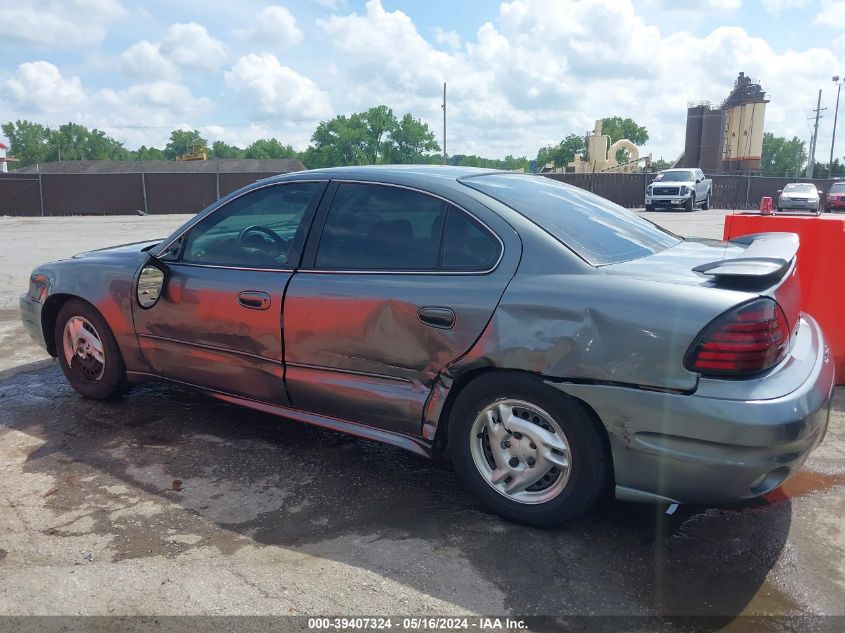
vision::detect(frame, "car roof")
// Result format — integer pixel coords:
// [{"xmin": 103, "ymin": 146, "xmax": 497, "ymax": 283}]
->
[{"xmin": 265, "ymin": 164, "xmax": 506, "ymax": 186}]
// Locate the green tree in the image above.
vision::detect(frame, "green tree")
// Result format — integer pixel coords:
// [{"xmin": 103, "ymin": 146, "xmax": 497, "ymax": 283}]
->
[
  {"xmin": 209, "ymin": 140, "xmax": 245, "ymax": 159},
  {"xmin": 760, "ymin": 133, "xmax": 806, "ymax": 176},
  {"xmin": 649, "ymin": 157, "xmax": 673, "ymax": 171},
  {"xmin": 303, "ymin": 112, "xmax": 375, "ymax": 168},
  {"xmin": 131, "ymin": 145, "xmax": 167, "ymax": 160},
  {"xmin": 388, "ymin": 113, "xmax": 440, "ymax": 163},
  {"xmin": 164, "ymin": 129, "xmax": 207, "ymax": 160},
  {"xmin": 361, "ymin": 105, "xmax": 397, "ymax": 164},
  {"xmin": 536, "ymin": 133, "xmax": 586, "ymax": 169},
  {"xmin": 600, "ymin": 116, "xmax": 648, "ymax": 163},
  {"xmin": 243, "ymin": 138, "xmax": 297, "ymax": 159},
  {"xmin": 1, "ymin": 120, "xmax": 53, "ymax": 167}
]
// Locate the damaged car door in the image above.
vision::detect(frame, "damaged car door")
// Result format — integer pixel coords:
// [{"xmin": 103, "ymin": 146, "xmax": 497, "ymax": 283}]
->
[
  {"xmin": 282, "ymin": 181, "xmax": 516, "ymax": 435},
  {"xmin": 132, "ymin": 181, "xmax": 326, "ymax": 403}
]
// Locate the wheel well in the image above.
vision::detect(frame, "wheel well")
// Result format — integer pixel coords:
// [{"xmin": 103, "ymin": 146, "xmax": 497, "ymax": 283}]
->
[
  {"xmin": 432, "ymin": 368, "xmax": 614, "ymax": 482},
  {"xmin": 40, "ymin": 293, "xmax": 77, "ymax": 357}
]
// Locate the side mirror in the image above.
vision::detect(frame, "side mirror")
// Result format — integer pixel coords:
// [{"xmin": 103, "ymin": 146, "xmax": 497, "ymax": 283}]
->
[
  {"xmin": 777, "ymin": 189, "xmax": 783, "ymax": 195},
  {"xmin": 137, "ymin": 260, "xmax": 166, "ymax": 309},
  {"xmin": 695, "ymin": 178, "xmax": 701, "ymax": 183}
]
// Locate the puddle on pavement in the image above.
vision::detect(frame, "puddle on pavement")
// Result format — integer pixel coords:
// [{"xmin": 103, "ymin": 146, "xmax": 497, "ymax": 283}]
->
[{"xmin": 764, "ymin": 470, "xmax": 845, "ymax": 503}]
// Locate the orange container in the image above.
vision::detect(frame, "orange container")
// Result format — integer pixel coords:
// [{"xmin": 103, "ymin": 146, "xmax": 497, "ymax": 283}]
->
[{"xmin": 723, "ymin": 213, "xmax": 845, "ymax": 384}]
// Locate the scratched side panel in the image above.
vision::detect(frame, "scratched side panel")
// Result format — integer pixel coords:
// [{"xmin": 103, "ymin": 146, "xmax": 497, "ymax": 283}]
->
[{"xmin": 451, "ymin": 272, "xmax": 749, "ymax": 392}]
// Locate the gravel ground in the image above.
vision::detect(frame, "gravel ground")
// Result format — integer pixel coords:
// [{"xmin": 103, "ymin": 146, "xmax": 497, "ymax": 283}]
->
[{"xmin": 1, "ymin": 208, "xmax": 843, "ymax": 629}]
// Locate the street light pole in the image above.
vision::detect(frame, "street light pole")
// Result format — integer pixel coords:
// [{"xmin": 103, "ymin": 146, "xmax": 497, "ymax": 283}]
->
[{"xmin": 831, "ymin": 76, "xmax": 842, "ymax": 177}]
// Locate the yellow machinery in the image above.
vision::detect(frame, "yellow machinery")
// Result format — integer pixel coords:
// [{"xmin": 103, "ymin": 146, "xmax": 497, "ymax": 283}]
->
[{"xmin": 176, "ymin": 142, "xmax": 207, "ymax": 161}]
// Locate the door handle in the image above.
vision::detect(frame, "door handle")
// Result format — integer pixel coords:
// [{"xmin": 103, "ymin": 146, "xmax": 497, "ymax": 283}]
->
[
  {"xmin": 417, "ymin": 307, "xmax": 455, "ymax": 329},
  {"xmin": 237, "ymin": 291, "xmax": 271, "ymax": 310}
]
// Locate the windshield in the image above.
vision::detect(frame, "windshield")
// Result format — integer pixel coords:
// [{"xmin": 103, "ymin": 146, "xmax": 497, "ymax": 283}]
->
[
  {"xmin": 655, "ymin": 171, "xmax": 696, "ymax": 182},
  {"xmin": 829, "ymin": 183, "xmax": 845, "ymax": 193},
  {"xmin": 462, "ymin": 174, "xmax": 682, "ymax": 266},
  {"xmin": 784, "ymin": 184, "xmax": 817, "ymax": 193}
]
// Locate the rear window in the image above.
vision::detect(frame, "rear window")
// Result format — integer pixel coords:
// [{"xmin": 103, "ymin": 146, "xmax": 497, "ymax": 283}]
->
[{"xmin": 461, "ymin": 174, "xmax": 681, "ymax": 266}]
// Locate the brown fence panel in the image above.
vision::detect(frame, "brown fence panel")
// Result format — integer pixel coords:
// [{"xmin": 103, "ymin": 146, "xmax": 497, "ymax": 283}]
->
[
  {"xmin": 545, "ymin": 172, "xmax": 650, "ymax": 207},
  {"xmin": 0, "ymin": 174, "xmax": 41, "ymax": 216},
  {"xmin": 219, "ymin": 172, "xmax": 273, "ymax": 198},
  {"xmin": 145, "ymin": 173, "xmax": 217, "ymax": 214},
  {"xmin": 41, "ymin": 173, "xmax": 143, "ymax": 215}
]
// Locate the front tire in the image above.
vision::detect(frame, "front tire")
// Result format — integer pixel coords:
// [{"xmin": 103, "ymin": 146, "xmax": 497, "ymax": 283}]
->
[
  {"xmin": 702, "ymin": 192, "xmax": 710, "ymax": 210},
  {"xmin": 448, "ymin": 373, "xmax": 610, "ymax": 526},
  {"xmin": 644, "ymin": 204, "xmax": 655, "ymax": 212},
  {"xmin": 685, "ymin": 194, "xmax": 695, "ymax": 212},
  {"xmin": 55, "ymin": 299, "xmax": 128, "ymax": 400}
]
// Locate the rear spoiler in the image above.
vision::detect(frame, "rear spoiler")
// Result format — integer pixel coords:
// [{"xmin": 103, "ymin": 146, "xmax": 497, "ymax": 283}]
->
[{"xmin": 692, "ymin": 232, "xmax": 799, "ymax": 279}]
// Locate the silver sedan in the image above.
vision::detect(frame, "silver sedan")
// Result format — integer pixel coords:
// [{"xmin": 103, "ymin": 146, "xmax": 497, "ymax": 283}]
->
[
  {"xmin": 778, "ymin": 183, "xmax": 821, "ymax": 212},
  {"xmin": 20, "ymin": 167, "xmax": 834, "ymax": 525}
]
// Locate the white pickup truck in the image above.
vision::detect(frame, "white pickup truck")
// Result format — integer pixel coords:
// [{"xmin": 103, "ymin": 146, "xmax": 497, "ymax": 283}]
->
[{"xmin": 645, "ymin": 168, "xmax": 712, "ymax": 212}]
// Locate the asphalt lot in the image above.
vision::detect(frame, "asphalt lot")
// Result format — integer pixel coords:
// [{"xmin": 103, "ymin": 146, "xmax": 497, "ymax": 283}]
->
[{"xmin": 1, "ymin": 207, "xmax": 843, "ymax": 627}]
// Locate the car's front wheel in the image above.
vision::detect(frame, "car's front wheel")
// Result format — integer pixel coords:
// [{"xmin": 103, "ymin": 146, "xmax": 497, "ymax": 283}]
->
[
  {"xmin": 55, "ymin": 299, "xmax": 128, "ymax": 400},
  {"xmin": 702, "ymin": 192, "xmax": 710, "ymax": 210},
  {"xmin": 448, "ymin": 373, "xmax": 610, "ymax": 526}
]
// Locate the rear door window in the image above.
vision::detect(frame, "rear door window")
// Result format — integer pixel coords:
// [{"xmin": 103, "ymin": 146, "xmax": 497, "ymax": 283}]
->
[{"xmin": 315, "ymin": 183, "xmax": 447, "ymax": 270}]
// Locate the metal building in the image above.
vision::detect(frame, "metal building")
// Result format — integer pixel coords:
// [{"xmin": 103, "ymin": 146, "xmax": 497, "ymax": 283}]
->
[{"xmin": 678, "ymin": 73, "xmax": 768, "ymax": 174}]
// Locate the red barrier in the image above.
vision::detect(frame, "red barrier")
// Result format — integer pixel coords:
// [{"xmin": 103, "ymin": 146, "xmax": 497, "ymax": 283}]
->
[{"xmin": 723, "ymin": 213, "xmax": 845, "ymax": 383}]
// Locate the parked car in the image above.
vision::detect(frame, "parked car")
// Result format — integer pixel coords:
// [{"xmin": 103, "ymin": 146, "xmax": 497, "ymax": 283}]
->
[
  {"xmin": 20, "ymin": 167, "xmax": 833, "ymax": 525},
  {"xmin": 777, "ymin": 183, "xmax": 821, "ymax": 212},
  {"xmin": 645, "ymin": 168, "xmax": 712, "ymax": 212},
  {"xmin": 825, "ymin": 180, "xmax": 845, "ymax": 213}
]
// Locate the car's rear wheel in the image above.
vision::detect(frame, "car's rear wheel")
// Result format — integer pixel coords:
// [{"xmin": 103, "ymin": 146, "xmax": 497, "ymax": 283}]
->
[
  {"xmin": 55, "ymin": 299, "xmax": 128, "ymax": 400},
  {"xmin": 448, "ymin": 373, "xmax": 610, "ymax": 525}
]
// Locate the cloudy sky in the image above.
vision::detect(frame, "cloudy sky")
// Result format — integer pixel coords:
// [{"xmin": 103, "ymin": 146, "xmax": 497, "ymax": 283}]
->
[{"xmin": 1, "ymin": 0, "xmax": 844, "ymax": 163}]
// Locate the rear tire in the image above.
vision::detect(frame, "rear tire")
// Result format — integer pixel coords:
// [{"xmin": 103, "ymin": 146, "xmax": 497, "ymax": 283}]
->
[
  {"xmin": 448, "ymin": 372, "xmax": 610, "ymax": 526},
  {"xmin": 54, "ymin": 299, "xmax": 128, "ymax": 400}
]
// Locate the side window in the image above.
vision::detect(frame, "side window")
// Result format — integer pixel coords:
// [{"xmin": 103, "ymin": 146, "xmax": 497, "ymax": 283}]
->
[
  {"xmin": 182, "ymin": 182, "xmax": 320, "ymax": 268},
  {"xmin": 316, "ymin": 184, "xmax": 446, "ymax": 270},
  {"xmin": 441, "ymin": 207, "xmax": 501, "ymax": 270}
]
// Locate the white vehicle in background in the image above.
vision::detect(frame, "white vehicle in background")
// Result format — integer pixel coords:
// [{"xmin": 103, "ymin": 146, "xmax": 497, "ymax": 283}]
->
[
  {"xmin": 777, "ymin": 183, "xmax": 821, "ymax": 213},
  {"xmin": 645, "ymin": 168, "xmax": 712, "ymax": 212}
]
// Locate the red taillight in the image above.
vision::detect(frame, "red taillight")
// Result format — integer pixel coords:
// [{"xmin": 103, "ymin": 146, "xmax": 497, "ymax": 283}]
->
[{"xmin": 685, "ymin": 298, "xmax": 791, "ymax": 376}]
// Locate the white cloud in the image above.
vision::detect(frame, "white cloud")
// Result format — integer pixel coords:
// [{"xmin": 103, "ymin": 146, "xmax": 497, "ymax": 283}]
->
[
  {"xmin": 762, "ymin": 0, "xmax": 809, "ymax": 15},
  {"xmin": 0, "ymin": 0, "xmax": 125, "ymax": 47},
  {"xmin": 224, "ymin": 53, "xmax": 333, "ymax": 121},
  {"xmin": 236, "ymin": 5, "xmax": 304, "ymax": 48},
  {"xmin": 814, "ymin": 0, "xmax": 845, "ymax": 25},
  {"xmin": 159, "ymin": 22, "xmax": 228, "ymax": 71},
  {"xmin": 310, "ymin": 0, "xmax": 346, "ymax": 9},
  {"xmin": 3, "ymin": 62, "xmax": 87, "ymax": 113},
  {"xmin": 434, "ymin": 27, "xmax": 461, "ymax": 50},
  {"xmin": 120, "ymin": 40, "xmax": 181, "ymax": 80}
]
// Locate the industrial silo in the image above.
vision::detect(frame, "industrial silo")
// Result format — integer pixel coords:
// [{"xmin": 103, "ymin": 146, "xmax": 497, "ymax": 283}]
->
[{"xmin": 721, "ymin": 72, "xmax": 768, "ymax": 173}]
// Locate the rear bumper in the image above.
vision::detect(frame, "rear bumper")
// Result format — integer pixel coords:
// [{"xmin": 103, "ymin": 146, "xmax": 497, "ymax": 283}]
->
[
  {"xmin": 20, "ymin": 293, "xmax": 47, "ymax": 351},
  {"xmin": 553, "ymin": 314, "xmax": 834, "ymax": 504}
]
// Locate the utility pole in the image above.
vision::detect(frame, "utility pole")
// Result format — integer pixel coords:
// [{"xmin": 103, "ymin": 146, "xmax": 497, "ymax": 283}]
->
[
  {"xmin": 441, "ymin": 82, "xmax": 446, "ymax": 166},
  {"xmin": 831, "ymin": 76, "xmax": 842, "ymax": 176},
  {"xmin": 806, "ymin": 89, "xmax": 825, "ymax": 178}
]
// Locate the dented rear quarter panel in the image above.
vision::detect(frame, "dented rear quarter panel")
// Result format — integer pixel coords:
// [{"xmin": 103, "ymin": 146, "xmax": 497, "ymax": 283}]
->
[{"xmin": 451, "ymin": 268, "xmax": 752, "ymax": 393}]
